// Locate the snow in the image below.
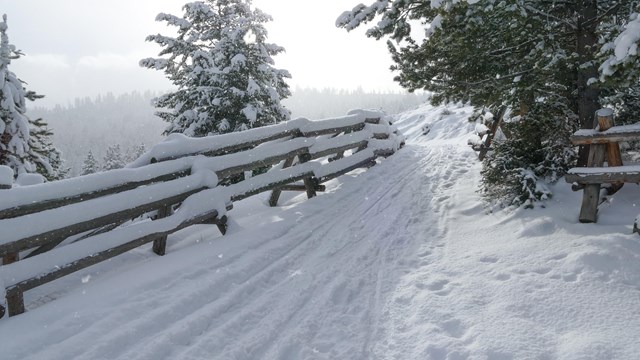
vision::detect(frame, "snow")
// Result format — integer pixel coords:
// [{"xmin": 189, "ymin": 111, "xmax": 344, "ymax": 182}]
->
[
  {"xmin": 15, "ymin": 173, "xmax": 44, "ymax": 186},
  {"xmin": 308, "ymin": 131, "xmax": 369, "ymax": 157},
  {"xmin": 0, "ymin": 170, "xmax": 218, "ymax": 247},
  {"xmin": 0, "ymin": 165, "xmax": 12, "ymax": 186},
  {"xmin": 0, "ymin": 158, "xmax": 195, "ymax": 212},
  {"xmin": 573, "ymin": 122, "xmax": 640, "ymax": 137},
  {"xmin": 128, "ymin": 118, "xmax": 309, "ymax": 166},
  {"xmin": 600, "ymin": 13, "xmax": 640, "ymax": 78},
  {"xmin": 567, "ymin": 164, "xmax": 640, "ymax": 175},
  {"xmin": 596, "ymin": 108, "xmax": 614, "ymax": 117},
  {"xmin": 475, "ymin": 122, "xmax": 490, "ymax": 136},
  {"xmin": 2, "ymin": 102, "xmax": 640, "ymax": 359},
  {"xmin": 129, "ymin": 111, "xmax": 389, "ymax": 166}
]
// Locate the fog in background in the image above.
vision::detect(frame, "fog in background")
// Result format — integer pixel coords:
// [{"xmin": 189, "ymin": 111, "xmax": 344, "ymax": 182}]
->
[
  {"xmin": 1, "ymin": 0, "xmax": 429, "ymax": 176},
  {"xmin": 2, "ymin": 0, "xmax": 405, "ymax": 107}
]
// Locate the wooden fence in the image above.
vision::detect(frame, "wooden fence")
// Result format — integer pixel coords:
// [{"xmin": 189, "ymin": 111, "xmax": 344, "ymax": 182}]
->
[
  {"xmin": 0, "ymin": 110, "xmax": 404, "ymax": 318},
  {"xmin": 565, "ymin": 108, "xmax": 634, "ymax": 223},
  {"xmin": 468, "ymin": 106, "xmax": 506, "ymax": 160}
]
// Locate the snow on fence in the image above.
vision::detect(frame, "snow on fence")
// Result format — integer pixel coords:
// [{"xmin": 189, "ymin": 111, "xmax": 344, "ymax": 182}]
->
[
  {"xmin": 467, "ymin": 106, "xmax": 506, "ymax": 161},
  {"xmin": 564, "ymin": 108, "xmax": 632, "ymax": 223},
  {"xmin": 0, "ymin": 109, "xmax": 404, "ymax": 318}
]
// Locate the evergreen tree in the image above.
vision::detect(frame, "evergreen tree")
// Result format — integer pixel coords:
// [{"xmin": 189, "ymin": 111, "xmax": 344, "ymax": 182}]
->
[
  {"xmin": 0, "ymin": 14, "xmax": 33, "ymax": 177},
  {"xmin": 338, "ymin": 0, "xmax": 639, "ymax": 206},
  {"xmin": 28, "ymin": 116, "xmax": 68, "ymax": 181},
  {"xmin": 102, "ymin": 144, "xmax": 125, "ymax": 171},
  {"xmin": 81, "ymin": 150, "xmax": 99, "ymax": 175},
  {"xmin": 141, "ymin": 0, "xmax": 291, "ymax": 137},
  {"xmin": 0, "ymin": 14, "xmax": 65, "ymax": 180},
  {"xmin": 599, "ymin": 8, "xmax": 640, "ymax": 87},
  {"xmin": 129, "ymin": 142, "xmax": 146, "ymax": 162}
]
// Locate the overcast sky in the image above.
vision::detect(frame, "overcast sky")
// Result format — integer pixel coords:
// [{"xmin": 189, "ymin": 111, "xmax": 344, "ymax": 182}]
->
[{"xmin": 0, "ymin": 0, "xmax": 403, "ymax": 108}]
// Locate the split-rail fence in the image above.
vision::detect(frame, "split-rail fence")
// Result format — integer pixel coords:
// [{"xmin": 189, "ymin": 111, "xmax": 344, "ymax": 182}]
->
[{"xmin": 0, "ymin": 110, "xmax": 403, "ymax": 318}]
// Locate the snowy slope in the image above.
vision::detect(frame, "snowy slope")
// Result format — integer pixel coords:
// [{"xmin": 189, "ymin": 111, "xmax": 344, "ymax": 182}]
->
[{"xmin": 2, "ymin": 103, "xmax": 640, "ymax": 359}]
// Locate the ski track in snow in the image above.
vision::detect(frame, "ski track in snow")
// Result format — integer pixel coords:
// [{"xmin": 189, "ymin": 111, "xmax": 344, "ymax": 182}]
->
[
  {"xmin": 2, "ymin": 104, "xmax": 640, "ymax": 359},
  {"xmin": 18, "ymin": 142, "xmax": 467, "ymax": 360}
]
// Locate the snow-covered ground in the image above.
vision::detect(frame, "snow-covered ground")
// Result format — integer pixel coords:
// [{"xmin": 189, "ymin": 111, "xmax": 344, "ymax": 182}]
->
[{"xmin": 2, "ymin": 103, "xmax": 640, "ymax": 359}]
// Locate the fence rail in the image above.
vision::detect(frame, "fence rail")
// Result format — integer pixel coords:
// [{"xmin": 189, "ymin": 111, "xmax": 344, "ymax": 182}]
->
[{"xmin": 0, "ymin": 109, "xmax": 404, "ymax": 318}]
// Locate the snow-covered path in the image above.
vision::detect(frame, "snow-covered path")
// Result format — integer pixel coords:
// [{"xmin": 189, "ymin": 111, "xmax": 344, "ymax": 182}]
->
[{"xmin": 2, "ymin": 104, "xmax": 640, "ymax": 359}]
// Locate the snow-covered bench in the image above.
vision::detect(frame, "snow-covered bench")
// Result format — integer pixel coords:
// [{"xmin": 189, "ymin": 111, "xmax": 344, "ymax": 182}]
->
[{"xmin": 565, "ymin": 108, "xmax": 633, "ymax": 223}]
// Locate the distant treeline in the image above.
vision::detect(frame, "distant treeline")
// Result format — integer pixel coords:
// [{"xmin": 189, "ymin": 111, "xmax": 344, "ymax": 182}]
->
[{"xmin": 284, "ymin": 87, "xmax": 428, "ymax": 119}]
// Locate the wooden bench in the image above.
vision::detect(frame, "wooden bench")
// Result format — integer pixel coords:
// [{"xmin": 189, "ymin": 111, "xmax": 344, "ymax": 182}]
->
[{"xmin": 564, "ymin": 108, "xmax": 634, "ymax": 223}]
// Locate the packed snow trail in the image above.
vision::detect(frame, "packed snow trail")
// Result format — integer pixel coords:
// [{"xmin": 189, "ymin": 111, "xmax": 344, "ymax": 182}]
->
[
  {"xmin": 2, "ymin": 143, "xmax": 472, "ymax": 360},
  {"xmin": 2, "ymin": 103, "xmax": 640, "ymax": 359}
]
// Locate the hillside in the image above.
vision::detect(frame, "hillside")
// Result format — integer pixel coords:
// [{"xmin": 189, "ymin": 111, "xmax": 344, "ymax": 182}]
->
[{"xmin": 2, "ymin": 103, "xmax": 640, "ymax": 359}]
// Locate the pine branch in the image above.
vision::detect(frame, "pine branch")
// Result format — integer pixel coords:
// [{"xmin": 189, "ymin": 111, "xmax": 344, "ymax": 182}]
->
[
  {"xmin": 523, "ymin": 4, "xmax": 577, "ymax": 30},
  {"xmin": 457, "ymin": 69, "xmax": 534, "ymax": 87},
  {"xmin": 586, "ymin": 2, "xmax": 622, "ymax": 26}
]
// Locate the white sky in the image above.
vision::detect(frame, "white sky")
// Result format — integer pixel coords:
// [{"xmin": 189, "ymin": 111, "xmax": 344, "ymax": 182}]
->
[{"xmin": 0, "ymin": 0, "xmax": 404, "ymax": 107}]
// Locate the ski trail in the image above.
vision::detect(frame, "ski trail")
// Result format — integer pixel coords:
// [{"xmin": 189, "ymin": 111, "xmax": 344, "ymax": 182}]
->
[
  {"xmin": 5, "ymin": 103, "xmax": 640, "ymax": 360},
  {"xmin": 369, "ymin": 142, "xmax": 482, "ymax": 360},
  {"xmin": 2, "ymin": 138, "xmax": 475, "ymax": 360}
]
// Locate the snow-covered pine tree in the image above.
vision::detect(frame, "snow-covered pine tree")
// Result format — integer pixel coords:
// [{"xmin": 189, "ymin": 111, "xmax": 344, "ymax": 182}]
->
[
  {"xmin": 141, "ymin": 0, "xmax": 291, "ymax": 137},
  {"xmin": 0, "ymin": 15, "xmax": 65, "ymax": 181},
  {"xmin": 129, "ymin": 142, "xmax": 146, "ymax": 163},
  {"xmin": 599, "ymin": 7, "xmax": 640, "ymax": 88},
  {"xmin": 28, "ymin": 115, "xmax": 68, "ymax": 181},
  {"xmin": 338, "ymin": 0, "xmax": 639, "ymax": 207},
  {"xmin": 81, "ymin": 149, "xmax": 100, "ymax": 175},
  {"xmin": 102, "ymin": 144, "xmax": 125, "ymax": 171},
  {"xmin": 0, "ymin": 14, "xmax": 33, "ymax": 178},
  {"xmin": 599, "ymin": 6, "xmax": 640, "ymax": 129}
]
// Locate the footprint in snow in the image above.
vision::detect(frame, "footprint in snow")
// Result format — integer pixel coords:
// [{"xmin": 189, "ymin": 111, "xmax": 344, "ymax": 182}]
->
[
  {"xmin": 548, "ymin": 253, "xmax": 568, "ymax": 261},
  {"xmin": 427, "ymin": 279, "xmax": 450, "ymax": 291},
  {"xmin": 418, "ymin": 250, "xmax": 433, "ymax": 258},
  {"xmin": 437, "ymin": 195, "xmax": 450, "ymax": 203},
  {"xmin": 440, "ymin": 318, "xmax": 467, "ymax": 339},
  {"xmin": 479, "ymin": 256, "xmax": 499, "ymax": 264}
]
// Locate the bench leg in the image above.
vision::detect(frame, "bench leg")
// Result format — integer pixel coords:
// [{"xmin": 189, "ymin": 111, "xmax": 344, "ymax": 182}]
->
[{"xmin": 579, "ymin": 184, "xmax": 601, "ymax": 223}]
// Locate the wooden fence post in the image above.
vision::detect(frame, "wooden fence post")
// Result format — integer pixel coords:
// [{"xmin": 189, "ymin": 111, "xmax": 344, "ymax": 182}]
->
[
  {"xmin": 152, "ymin": 205, "xmax": 172, "ymax": 256},
  {"xmin": 298, "ymin": 152, "xmax": 317, "ymax": 200},
  {"xmin": 578, "ymin": 109, "xmax": 613, "ymax": 223},
  {"xmin": 597, "ymin": 109, "xmax": 623, "ymax": 194},
  {"xmin": 6, "ymin": 287, "xmax": 25, "ymax": 317},
  {"xmin": 269, "ymin": 156, "xmax": 296, "ymax": 207},
  {"xmin": 478, "ymin": 106, "xmax": 507, "ymax": 161}
]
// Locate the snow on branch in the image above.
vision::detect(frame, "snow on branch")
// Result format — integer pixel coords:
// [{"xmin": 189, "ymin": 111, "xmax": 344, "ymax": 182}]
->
[{"xmin": 600, "ymin": 12, "xmax": 640, "ymax": 80}]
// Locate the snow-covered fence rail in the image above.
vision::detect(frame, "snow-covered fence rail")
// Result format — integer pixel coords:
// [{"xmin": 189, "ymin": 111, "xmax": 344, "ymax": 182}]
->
[
  {"xmin": 467, "ymin": 106, "xmax": 506, "ymax": 161},
  {"xmin": 565, "ymin": 108, "xmax": 629, "ymax": 223},
  {"xmin": 0, "ymin": 109, "xmax": 403, "ymax": 318}
]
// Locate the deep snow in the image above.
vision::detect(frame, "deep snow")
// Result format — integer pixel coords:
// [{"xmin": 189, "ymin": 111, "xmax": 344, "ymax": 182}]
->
[{"xmin": 2, "ymin": 102, "xmax": 640, "ymax": 359}]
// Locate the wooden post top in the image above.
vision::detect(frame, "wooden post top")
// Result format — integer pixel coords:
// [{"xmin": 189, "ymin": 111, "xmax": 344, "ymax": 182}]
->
[
  {"xmin": 596, "ymin": 108, "xmax": 615, "ymax": 133},
  {"xmin": 596, "ymin": 108, "xmax": 614, "ymax": 118}
]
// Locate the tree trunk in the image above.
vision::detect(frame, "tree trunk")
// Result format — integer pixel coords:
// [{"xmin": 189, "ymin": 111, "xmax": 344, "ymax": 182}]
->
[{"xmin": 575, "ymin": 0, "xmax": 601, "ymax": 167}]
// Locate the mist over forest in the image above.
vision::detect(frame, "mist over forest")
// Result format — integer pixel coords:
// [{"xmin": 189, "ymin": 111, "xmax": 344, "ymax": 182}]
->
[{"xmin": 29, "ymin": 88, "xmax": 427, "ymax": 177}]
